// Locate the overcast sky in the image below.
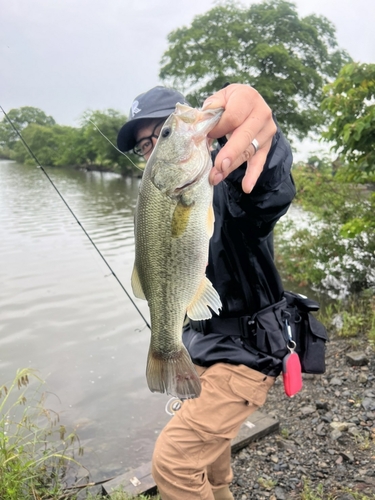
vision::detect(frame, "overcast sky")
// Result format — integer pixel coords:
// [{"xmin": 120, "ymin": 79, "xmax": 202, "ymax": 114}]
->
[{"xmin": 1, "ymin": 0, "xmax": 374, "ymax": 159}]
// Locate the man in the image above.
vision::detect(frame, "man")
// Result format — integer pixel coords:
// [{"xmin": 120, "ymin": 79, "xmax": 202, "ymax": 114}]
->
[{"xmin": 117, "ymin": 84, "xmax": 295, "ymax": 500}]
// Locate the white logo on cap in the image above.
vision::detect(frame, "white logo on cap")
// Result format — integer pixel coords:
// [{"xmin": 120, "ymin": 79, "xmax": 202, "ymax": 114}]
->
[{"xmin": 131, "ymin": 100, "xmax": 141, "ymax": 117}]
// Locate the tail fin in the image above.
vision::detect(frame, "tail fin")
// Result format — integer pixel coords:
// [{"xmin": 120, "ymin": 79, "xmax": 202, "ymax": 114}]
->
[{"xmin": 146, "ymin": 345, "xmax": 201, "ymax": 399}]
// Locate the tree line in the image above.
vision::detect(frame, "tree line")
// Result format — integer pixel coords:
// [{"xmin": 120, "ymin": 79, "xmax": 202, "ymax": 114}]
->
[{"xmin": 0, "ymin": 107, "xmax": 141, "ymax": 176}]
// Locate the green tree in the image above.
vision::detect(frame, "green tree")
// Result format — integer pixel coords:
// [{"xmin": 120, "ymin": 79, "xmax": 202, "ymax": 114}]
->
[
  {"xmin": 2, "ymin": 106, "xmax": 142, "ymax": 175},
  {"xmin": 54, "ymin": 126, "xmax": 90, "ymax": 167},
  {"xmin": 275, "ymin": 163, "xmax": 375, "ymax": 296},
  {"xmin": 0, "ymin": 107, "xmax": 55, "ymax": 150},
  {"xmin": 80, "ymin": 109, "xmax": 140, "ymax": 175},
  {"xmin": 10, "ymin": 124, "xmax": 89, "ymax": 167},
  {"xmin": 159, "ymin": 0, "xmax": 351, "ymax": 139},
  {"xmin": 11, "ymin": 124, "xmax": 67, "ymax": 166},
  {"xmin": 321, "ymin": 62, "xmax": 375, "ymax": 183}
]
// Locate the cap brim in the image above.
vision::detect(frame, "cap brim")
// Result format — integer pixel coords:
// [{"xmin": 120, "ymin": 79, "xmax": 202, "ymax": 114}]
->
[{"xmin": 117, "ymin": 108, "xmax": 175, "ymax": 152}]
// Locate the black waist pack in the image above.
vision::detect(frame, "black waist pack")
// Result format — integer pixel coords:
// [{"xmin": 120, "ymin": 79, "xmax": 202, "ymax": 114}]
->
[{"xmin": 242, "ymin": 291, "xmax": 328, "ymax": 374}]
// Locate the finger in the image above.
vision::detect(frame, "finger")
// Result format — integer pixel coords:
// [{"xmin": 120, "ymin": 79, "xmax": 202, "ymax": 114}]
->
[
  {"xmin": 213, "ymin": 110, "xmax": 275, "ymax": 175},
  {"xmin": 242, "ymin": 147, "xmax": 270, "ymax": 194},
  {"xmin": 203, "ymin": 85, "xmax": 268, "ymax": 140},
  {"xmin": 210, "ymin": 113, "xmax": 275, "ymax": 181},
  {"xmin": 209, "ymin": 141, "xmax": 267, "ymax": 192}
]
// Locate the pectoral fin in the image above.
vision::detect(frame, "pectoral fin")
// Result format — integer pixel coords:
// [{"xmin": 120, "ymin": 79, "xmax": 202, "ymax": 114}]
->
[
  {"xmin": 186, "ymin": 277, "xmax": 222, "ymax": 320},
  {"xmin": 171, "ymin": 202, "xmax": 193, "ymax": 238},
  {"xmin": 207, "ymin": 203, "xmax": 215, "ymax": 238},
  {"xmin": 131, "ymin": 265, "xmax": 146, "ymax": 300}
]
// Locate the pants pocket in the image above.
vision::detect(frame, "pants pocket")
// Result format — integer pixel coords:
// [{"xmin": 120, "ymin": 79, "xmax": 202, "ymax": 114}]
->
[{"xmin": 228, "ymin": 365, "xmax": 274, "ymax": 408}]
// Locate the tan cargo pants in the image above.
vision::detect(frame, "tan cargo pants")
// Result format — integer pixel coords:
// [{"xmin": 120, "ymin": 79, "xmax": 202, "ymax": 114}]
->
[{"xmin": 152, "ymin": 363, "xmax": 275, "ymax": 500}]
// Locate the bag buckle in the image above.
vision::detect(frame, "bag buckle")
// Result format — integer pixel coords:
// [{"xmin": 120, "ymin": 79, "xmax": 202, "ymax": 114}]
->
[
  {"xmin": 239, "ymin": 316, "xmax": 255, "ymax": 340},
  {"xmin": 283, "ymin": 317, "xmax": 296, "ymax": 352}
]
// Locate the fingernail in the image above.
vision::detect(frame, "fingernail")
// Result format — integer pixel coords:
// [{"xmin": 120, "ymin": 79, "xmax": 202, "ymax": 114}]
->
[
  {"xmin": 244, "ymin": 183, "xmax": 254, "ymax": 194},
  {"xmin": 221, "ymin": 158, "xmax": 231, "ymax": 172},
  {"xmin": 202, "ymin": 100, "xmax": 214, "ymax": 110},
  {"xmin": 213, "ymin": 172, "xmax": 224, "ymax": 185}
]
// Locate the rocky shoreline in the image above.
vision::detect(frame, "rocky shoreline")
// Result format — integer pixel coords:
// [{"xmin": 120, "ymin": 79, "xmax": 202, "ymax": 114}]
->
[{"xmin": 231, "ymin": 336, "xmax": 375, "ymax": 500}]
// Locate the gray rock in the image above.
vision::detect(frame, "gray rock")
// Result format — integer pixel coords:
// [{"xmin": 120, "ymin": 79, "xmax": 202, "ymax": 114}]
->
[
  {"xmin": 358, "ymin": 373, "xmax": 368, "ymax": 384},
  {"xmin": 274, "ymin": 486, "xmax": 286, "ymax": 500},
  {"xmin": 316, "ymin": 422, "xmax": 326, "ymax": 436},
  {"xmin": 316, "ymin": 400, "xmax": 330, "ymax": 410},
  {"xmin": 330, "ymin": 422, "xmax": 349, "ymax": 431},
  {"xmin": 321, "ymin": 413, "xmax": 333, "ymax": 423},
  {"xmin": 348, "ymin": 427, "xmax": 361, "ymax": 437},
  {"xmin": 236, "ymin": 478, "xmax": 246, "ymax": 487},
  {"xmin": 330, "ymin": 377, "xmax": 343, "ymax": 386},
  {"xmin": 362, "ymin": 398, "xmax": 375, "ymax": 411},
  {"xmin": 237, "ymin": 450, "xmax": 248, "ymax": 460},
  {"xmin": 330, "ymin": 429, "xmax": 343, "ymax": 440},
  {"xmin": 299, "ymin": 406, "xmax": 316, "ymax": 418},
  {"xmin": 340, "ymin": 451, "xmax": 354, "ymax": 462},
  {"xmin": 346, "ymin": 351, "xmax": 369, "ymax": 366}
]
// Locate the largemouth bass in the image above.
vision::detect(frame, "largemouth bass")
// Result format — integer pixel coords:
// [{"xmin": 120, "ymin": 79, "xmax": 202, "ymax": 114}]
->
[{"xmin": 131, "ymin": 103, "xmax": 223, "ymax": 399}]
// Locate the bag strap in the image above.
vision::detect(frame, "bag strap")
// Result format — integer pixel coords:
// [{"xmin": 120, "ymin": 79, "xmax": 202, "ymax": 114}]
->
[{"xmin": 284, "ymin": 291, "xmax": 320, "ymax": 312}]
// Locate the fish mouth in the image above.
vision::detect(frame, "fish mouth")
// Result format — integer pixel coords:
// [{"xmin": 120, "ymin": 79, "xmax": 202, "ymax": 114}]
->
[
  {"xmin": 170, "ymin": 106, "xmax": 223, "ymax": 195},
  {"xmin": 175, "ymin": 104, "xmax": 224, "ymax": 141}
]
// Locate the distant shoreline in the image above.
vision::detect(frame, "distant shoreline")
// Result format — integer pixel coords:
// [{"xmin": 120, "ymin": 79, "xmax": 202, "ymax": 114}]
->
[{"xmin": 0, "ymin": 158, "xmax": 143, "ymax": 177}]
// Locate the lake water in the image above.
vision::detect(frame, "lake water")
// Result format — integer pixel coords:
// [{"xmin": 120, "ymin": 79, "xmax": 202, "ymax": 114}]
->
[{"xmin": 0, "ymin": 160, "xmax": 172, "ymax": 480}]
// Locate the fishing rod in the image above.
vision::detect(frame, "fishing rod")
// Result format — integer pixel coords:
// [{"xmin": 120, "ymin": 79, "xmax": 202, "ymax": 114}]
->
[{"xmin": 0, "ymin": 105, "xmax": 151, "ymax": 330}]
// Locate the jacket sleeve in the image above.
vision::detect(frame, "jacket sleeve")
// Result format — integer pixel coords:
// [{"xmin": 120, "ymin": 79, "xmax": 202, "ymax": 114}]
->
[{"xmin": 219, "ymin": 121, "xmax": 296, "ymax": 237}]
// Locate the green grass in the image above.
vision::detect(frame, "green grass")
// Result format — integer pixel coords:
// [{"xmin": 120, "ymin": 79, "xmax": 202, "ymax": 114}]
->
[
  {"xmin": 0, "ymin": 368, "xmax": 162, "ymax": 500},
  {"xmin": 301, "ymin": 479, "xmax": 375, "ymax": 500},
  {"xmin": 0, "ymin": 368, "xmax": 83, "ymax": 500},
  {"xmin": 90, "ymin": 493, "xmax": 160, "ymax": 500}
]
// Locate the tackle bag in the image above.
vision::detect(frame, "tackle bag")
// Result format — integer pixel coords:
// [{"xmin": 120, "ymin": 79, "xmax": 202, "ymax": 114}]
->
[{"xmin": 242, "ymin": 291, "xmax": 328, "ymax": 374}]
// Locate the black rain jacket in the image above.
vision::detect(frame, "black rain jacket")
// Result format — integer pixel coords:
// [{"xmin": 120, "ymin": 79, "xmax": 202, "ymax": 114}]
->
[{"xmin": 183, "ymin": 123, "xmax": 296, "ymax": 377}]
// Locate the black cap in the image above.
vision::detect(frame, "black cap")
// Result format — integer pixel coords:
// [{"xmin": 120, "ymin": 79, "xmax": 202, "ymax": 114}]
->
[{"xmin": 117, "ymin": 86, "xmax": 189, "ymax": 152}]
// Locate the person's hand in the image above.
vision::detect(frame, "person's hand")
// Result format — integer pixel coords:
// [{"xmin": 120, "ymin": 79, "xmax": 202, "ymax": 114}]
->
[{"xmin": 202, "ymin": 84, "xmax": 277, "ymax": 194}]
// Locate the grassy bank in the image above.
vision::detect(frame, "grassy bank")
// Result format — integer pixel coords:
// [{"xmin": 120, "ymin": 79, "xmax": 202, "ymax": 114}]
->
[
  {"xmin": 0, "ymin": 368, "xmax": 83, "ymax": 500},
  {"xmin": 0, "ymin": 368, "xmax": 162, "ymax": 500}
]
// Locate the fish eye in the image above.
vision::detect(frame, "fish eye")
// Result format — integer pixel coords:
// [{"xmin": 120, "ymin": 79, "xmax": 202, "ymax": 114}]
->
[{"xmin": 161, "ymin": 127, "xmax": 171, "ymax": 138}]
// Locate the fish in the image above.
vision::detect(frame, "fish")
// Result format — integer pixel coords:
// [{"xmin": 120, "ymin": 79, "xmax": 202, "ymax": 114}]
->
[{"xmin": 131, "ymin": 103, "xmax": 223, "ymax": 399}]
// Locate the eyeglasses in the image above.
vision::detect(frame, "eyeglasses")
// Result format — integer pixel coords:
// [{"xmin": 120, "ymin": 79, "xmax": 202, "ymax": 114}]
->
[{"xmin": 133, "ymin": 119, "xmax": 165, "ymax": 157}]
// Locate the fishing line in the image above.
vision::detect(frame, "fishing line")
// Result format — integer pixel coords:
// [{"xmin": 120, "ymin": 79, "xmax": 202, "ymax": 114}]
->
[
  {"xmin": 87, "ymin": 119, "xmax": 142, "ymax": 171},
  {"xmin": 0, "ymin": 105, "xmax": 151, "ymax": 330}
]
